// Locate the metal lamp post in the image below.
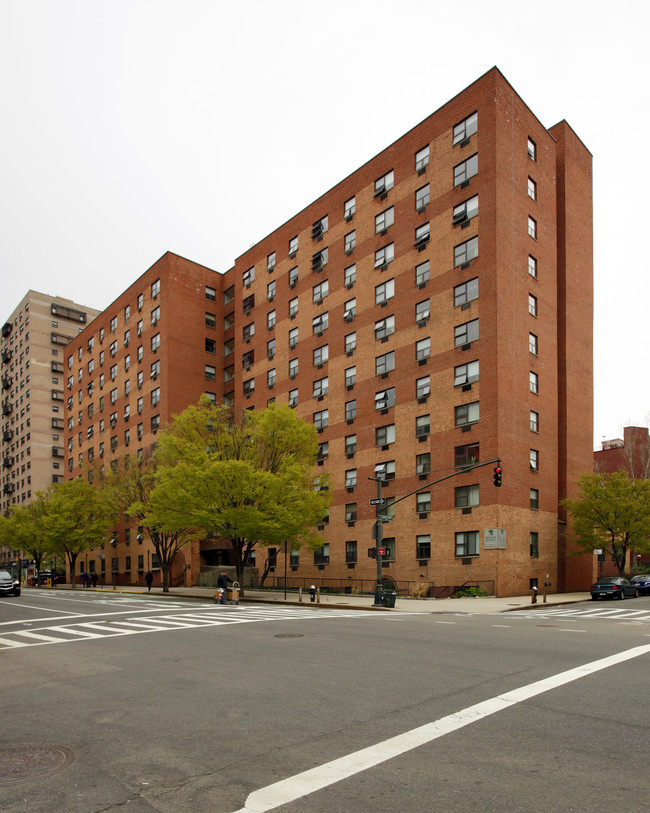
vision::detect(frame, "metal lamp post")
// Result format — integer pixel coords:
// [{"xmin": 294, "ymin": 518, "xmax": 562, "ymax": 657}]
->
[{"xmin": 370, "ymin": 465, "xmax": 386, "ymax": 606}]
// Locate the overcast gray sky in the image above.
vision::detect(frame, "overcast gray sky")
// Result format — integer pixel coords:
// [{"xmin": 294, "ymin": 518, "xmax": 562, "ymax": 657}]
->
[{"xmin": 1, "ymin": 0, "xmax": 648, "ymax": 449}]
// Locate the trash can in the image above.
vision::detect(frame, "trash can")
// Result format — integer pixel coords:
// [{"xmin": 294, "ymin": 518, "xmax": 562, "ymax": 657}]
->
[
  {"xmin": 227, "ymin": 582, "xmax": 240, "ymax": 605},
  {"xmin": 383, "ymin": 591, "xmax": 398, "ymax": 608}
]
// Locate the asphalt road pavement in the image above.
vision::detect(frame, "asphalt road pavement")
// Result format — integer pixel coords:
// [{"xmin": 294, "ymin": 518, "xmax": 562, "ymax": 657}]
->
[{"xmin": 1, "ymin": 590, "xmax": 649, "ymax": 812}]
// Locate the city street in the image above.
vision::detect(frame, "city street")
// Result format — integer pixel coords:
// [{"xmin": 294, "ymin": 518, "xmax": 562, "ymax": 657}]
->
[{"xmin": 1, "ymin": 590, "xmax": 649, "ymax": 812}]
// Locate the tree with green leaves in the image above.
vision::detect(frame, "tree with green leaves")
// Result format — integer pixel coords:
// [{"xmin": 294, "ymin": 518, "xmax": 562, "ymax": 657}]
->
[
  {"xmin": 39, "ymin": 479, "xmax": 111, "ymax": 588},
  {"xmin": 100, "ymin": 450, "xmax": 193, "ymax": 592},
  {"xmin": 0, "ymin": 495, "xmax": 51, "ymax": 582},
  {"xmin": 146, "ymin": 399, "xmax": 331, "ymax": 590},
  {"xmin": 562, "ymin": 471, "xmax": 650, "ymax": 576}
]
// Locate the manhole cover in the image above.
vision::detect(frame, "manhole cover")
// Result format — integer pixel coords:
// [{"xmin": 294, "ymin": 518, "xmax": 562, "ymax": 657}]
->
[
  {"xmin": 274, "ymin": 633, "xmax": 304, "ymax": 639},
  {"xmin": 0, "ymin": 746, "xmax": 74, "ymax": 786}
]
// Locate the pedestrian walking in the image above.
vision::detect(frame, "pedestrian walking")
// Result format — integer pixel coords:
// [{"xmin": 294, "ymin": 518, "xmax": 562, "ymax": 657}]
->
[
  {"xmin": 217, "ymin": 570, "xmax": 233, "ymax": 604},
  {"xmin": 145, "ymin": 570, "xmax": 154, "ymax": 592},
  {"xmin": 82, "ymin": 571, "xmax": 89, "ymax": 588},
  {"xmin": 91, "ymin": 572, "xmax": 98, "ymax": 588}
]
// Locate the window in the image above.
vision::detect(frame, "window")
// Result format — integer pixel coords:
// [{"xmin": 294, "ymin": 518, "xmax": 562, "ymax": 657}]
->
[
  {"xmin": 530, "ymin": 449, "xmax": 539, "ymax": 470},
  {"xmin": 455, "ymin": 484, "xmax": 479, "ymax": 508},
  {"xmin": 375, "ymin": 461, "xmax": 395, "ymax": 481},
  {"xmin": 374, "ymin": 243, "xmax": 394, "ymax": 268},
  {"xmin": 345, "ymin": 366, "xmax": 356, "ymax": 388},
  {"xmin": 314, "ymin": 544, "xmax": 330, "ymax": 566},
  {"xmin": 110, "ymin": 340, "xmax": 118, "ymax": 357},
  {"xmin": 110, "ymin": 387, "xmax": 118, "ymax": 404},
  {"xmin": 528, "ymin": 255, "xmax": 537, "ymax": 279},
  {"xmin": 530, "ymin": 532, "xmax": 539, "ymax": 558},
  {"xmin": 530, "ymin": 410, "xmax": 539, "ymax": 432},
  {"xmin": 416, "ymin": 534, "xmax": 431, "ymax": 559},
  {"xmin": 416, "ymin": 414, "xmax": 430, "ymax": 437},
  {"xmin": 415, "ymin": 338, "xmax": 430, "ymax": 361},
  {"xmin": 289, "ymin": 266, "xmax": 298, "ymax": 288},
  {"xmin": 414, "ymin": 222, "xmax": 430, "ymax": 247},
  {"xmin": 454, "ymin": 153, "xmax": 478, "ymax": 186},
  {"xmin": 527, "ymin": 137, "xmax": 537, "ymax": 161},
  {"xmin": 345, "ymin": 434, "xmax": 357, "ymax": 455},
  {"xmin": 455, "ymin": 443, "xmax": 479, "ymax": 468},
  {"xmin": 151, "ymin": 279, "xmax": 160, "ymax": 298},
  {"xmin": 312, "ymin": 247, "xmax": 328, "ymax": 271},
  {"xmin": 288, "ymin": 388, "xmax": 298, "ymax": 407},
  {"xmin": 455, "ymin": 319, "xmax": 479, "ymax": 347},
  {"xmin": 454, "ymin": 236, "xmax": 479, "ymax": 266},
  {"xmin": 289, "ymin": 328, "xmax": 298, "ymax": 350},
  {"xmin": 345, "ymin": 332, "xmax": 357, "ymax": 354},
  {"xmin": 345, "ymin": 230, "xmax": 356, "ymax": 253},
  {"xmin": 243, "ymin": 323, "xmax": 255, "ymax": 341},
  {"xmin": 267, "ymin": 368, "xmax": 276, "ymax": 388},
  {"xmin": 375, "ymin": 279, "xmax": 394, "ymax": 305},
  {"xmin": 110, "ymin": 364, "xmax": 117, "ymax": 381},
  {"xmin": 415, "ymin": 260, "xmax": 430, "ymax": 286},
  {"xmin": 345, "ymin": 503, "xmax": 357, "ymax": 522},
  {"xmin": 374, "ymin": 170, "xmax": 394, "ymax": 197},
  {"xmin": 530, "ymin": 488, "xmax": 539, "ymax": 510},
  {"xmin": 312, "ymin": 312, "xmax": 329, "ymax": 335},
  {"xmin": 110, "ymin": 316, "xmax": 118, "ymax": 333},
  {"xmin": 529, "ymin": 333, "xmax": 538, "ymax": 355},
  {"xmin": 313, "ymin": 376, "xmax": 328, "ymax": 398},
  {"xmin": 415, "ymin": 145, "xmax": 430, "ymax": 172},
  {"xmin": 375, "ymin": 387, "xmax": 395, "ymax": 410},
  {"xmin": 205, "ymin": 312, "xmax": 216, "ymax": 329},
  {"xmin": 345, "ymin": 541, "xmax": 357, "ymax": 564},
  {"xmin": 151, "ymin": 387, "xmax": 160, "ymax": 407},
  {"xmin": 205, "ymin": 338, "xmax": 216, "ymax": 354},
  {"xmin": 344, "ymin": 263, "xmax": 356, "ymax": 288},
  {"xmin": 267, "ymin": 310, "xmax": 276, "ymax": 330},
  {"xmin": 243, "ymin": 378, "xmax": 255, "ymax": 396},
  {"xmin": 205, "ymin": 285, "xmax": 216, "ymax": 302},
  {"xmin": 375, "ymin": 315, "xmax": 395, "ymax": 341},
  {"xmin": 267, "ymin": 252, "xmax": 276, "ymax": 272},
  {"xmin": 137, "ymin": 370, "xmax": 144, "ymax": 389},
  {"xmin": 415, "ymin": 299, "xmax": 430, "ymax": 324},
  {"xmin": 455, "ymin": 401, "xmax": 480, "ymax": 426},
  {"xmin": 205, "ymin": 365, "xmax": 216, "ymax": 381},
  {"xmin": 289, "ymin": 297, "xmax": 299, "ymax": 318},
  {"xmin": 344, "ymin": 196, "xmax": 355, "ymax": 220},
  {"xmin": 313, "ymin": 345, "xmax": 329, "ymax": 367},
  {"xmin": 312, "ymin": 215, "xmax": 328, "ymax": 240},
  {"xmin": 455, "ymin": 531, "xmax": 479, "ymax": 557},
  {"xmin": 528, "ymin": 216, "xmax": 537, "ymax": 239},
  {"xmin": 416, "ymin": 376, "xmax": 430, "ymax": 399},
  {"xmin": 345, "ymin": 399, "xmax": 357, "ymax": 421},
  {"xmin": 416, "ymin": 452, "xmax": 430, "ymax": 475},
  {"xmin": 267, "ymin": 280, "xmax": 276, "ymax": 301},
  {"xmin": 454, "ymin": 277, "xmax": 479, "ymax": 308},
  {"xmin": 345, "ymin": 469, "xmax": 357, "ymax": 488},
  {"xmin": 313, "ymin": 409, "xmax": 328, "ymax": 430},
  {"xmin": 376, "ymin": 424, "xmax": 395, "ymax": 446},
  {"xmin": 289, "ymin": 236, "xmax": 298, "ymax": 256},
  {"xmin": 151, "ymin": 360, "xmax": 160, "ymax": 378},
  {"xmin": 453, "ymin": 111, "xmax": 477, "ymax": 145},
  {"xmin": 528, "ymin": 177, "xmax": 537, "ymax": 201},
  {"xmin": 375, "ymin": 207, "xmax": 394, "ymax": 234},
  {"xmin": 530, "ymin": 371, "xmax": 538, "ymax": 394},
  {"xmin": 343, "ymin": 298, "xmax": 356, "ymax": 320},
  {"xmin": 528, "ymin": 294, "xmax": 537, "ymax": 317},
  {"xmin": 313, "ymin": 280, "xmax": 329, "ymax": 303},
  {"xmin": 243, "ymin": 266, "xmax": 255, "ymax": 287},
  {"xmin": 415, "ymin": 184, "xmax": 430, "ymax": 211},
  {"xmin": 289, "ymin": 357, "xmax": 299, "ymax": 378}
]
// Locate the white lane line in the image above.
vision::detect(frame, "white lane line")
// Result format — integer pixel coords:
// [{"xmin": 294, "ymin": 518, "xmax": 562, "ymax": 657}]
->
[
  {"xmin": 559, "ymin": 628, "xmax": 586, "ymax": 633},
  {"xmin": 492, "ymin": 625, "xmax": 510, "ymax": 628},
  {"xmin": 230, "ymin": 643, "xmax": 650, "ymax": 813},
  {"xmin": 10, "ymin": 630, "xmax": 67, "ymax": 643},
  {"xmin": 0, "ymin": 601, "xmax": 84, "ymax": 617},
  {"xmin": 435, "ymin": 621, "xmax": 456, "ymax": 625},
  {"xmin": 0, "ymin": 635, "xmax": 29, "ymax": 648}
]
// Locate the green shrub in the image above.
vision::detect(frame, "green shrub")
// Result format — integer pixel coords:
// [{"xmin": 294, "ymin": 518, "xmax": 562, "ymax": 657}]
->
[{"xmin": 452, "ymin": 586, "xmax": 488, "ymax": 598}]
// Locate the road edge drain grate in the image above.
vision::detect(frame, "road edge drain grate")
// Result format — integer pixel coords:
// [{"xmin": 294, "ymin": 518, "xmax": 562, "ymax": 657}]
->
[{"xmin": 0, "ymin": 745, "xmax": 74, "ymax": 786}]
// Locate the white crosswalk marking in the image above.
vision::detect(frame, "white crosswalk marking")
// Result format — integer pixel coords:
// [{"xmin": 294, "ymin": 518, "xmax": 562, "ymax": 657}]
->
[
  {"xmin": 515, "ymin": 605, "xmax": 650, "ymax": 622},
  {"xmin": 0, "ymin": 606, "xmax": 387, "ymax": 651}
]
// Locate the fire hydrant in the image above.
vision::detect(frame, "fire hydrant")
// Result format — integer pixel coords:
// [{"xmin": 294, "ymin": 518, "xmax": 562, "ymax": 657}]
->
[{"xmin": 309, "ymin": 585, "xmax": 317, "ymax": 603}]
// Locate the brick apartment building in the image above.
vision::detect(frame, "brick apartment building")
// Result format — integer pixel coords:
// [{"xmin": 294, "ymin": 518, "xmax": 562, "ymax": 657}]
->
[
  {"xmin": 64, "ymin": 67, "xmax": 594, "ymax": 596},
  {"xmin": 1, "ymin": 291, "xmax": 100, "ymax": 567}
]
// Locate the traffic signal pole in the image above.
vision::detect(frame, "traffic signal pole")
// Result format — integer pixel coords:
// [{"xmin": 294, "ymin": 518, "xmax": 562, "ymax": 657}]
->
[{"xmin": 371, "ymin": 475, "xmax": 384, "ymax": 607}]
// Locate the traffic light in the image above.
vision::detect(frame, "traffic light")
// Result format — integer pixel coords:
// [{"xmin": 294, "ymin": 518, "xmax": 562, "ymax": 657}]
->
[
  {"xmin": 368, "ymin": 547, "xmax": 378, "ymax": 559},
  {"xmin": 493, "ymin": 465, "xmax": 502, "ymax": 487}
]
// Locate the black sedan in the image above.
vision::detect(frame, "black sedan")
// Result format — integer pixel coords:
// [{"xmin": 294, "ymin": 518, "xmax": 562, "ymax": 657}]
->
[
  {"xmin": 631, "ymin": 574, "xmax": 650, "ymax": 595},
  {"xmin": 590, "ymin": 576, "xmax": 638, "ymax": 600},
  {"xmin": 0, "ymin": 570, "xmax": 21, "ymax": 597}
]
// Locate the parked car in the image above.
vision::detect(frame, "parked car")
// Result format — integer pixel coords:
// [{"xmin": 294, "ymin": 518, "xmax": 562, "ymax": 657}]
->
[
  {"xmin": 0, "ymin": 570, "xmax": 21, "ymax": 597},
  {"xmin": 590, "ymin": 576, "xmax": 638, "ymax": 600},
  {"xmin": 36, "ymin": 571, "xmax": 66, "ymax": 585},
  {"xmin": 630, "ymin": 574, "xmax": 650, "ymax": 595}
]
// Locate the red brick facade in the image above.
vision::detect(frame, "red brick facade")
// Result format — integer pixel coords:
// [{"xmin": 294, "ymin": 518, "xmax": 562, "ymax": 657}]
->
[{"xmin": 64, "ymin": 68, "xmax": 594, "ymax": 596}]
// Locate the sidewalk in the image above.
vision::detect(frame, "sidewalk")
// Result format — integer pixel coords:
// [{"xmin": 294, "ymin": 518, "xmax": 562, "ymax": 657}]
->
[{"xmin": 41, "ymin": 583, "xmax": 591, "ymax": 614}]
